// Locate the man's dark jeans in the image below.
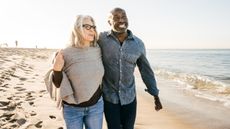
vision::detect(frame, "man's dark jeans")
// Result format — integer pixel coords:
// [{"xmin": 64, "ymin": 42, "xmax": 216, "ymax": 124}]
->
[{"xmin": 104, "ymin": 98, "xmax": 137, "ymax": 129}]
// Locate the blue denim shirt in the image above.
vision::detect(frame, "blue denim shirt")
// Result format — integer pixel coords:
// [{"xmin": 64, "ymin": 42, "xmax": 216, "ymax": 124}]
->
[{"xmin": 98, "ymin": 30, "xmax": 159, "ymax": 105}]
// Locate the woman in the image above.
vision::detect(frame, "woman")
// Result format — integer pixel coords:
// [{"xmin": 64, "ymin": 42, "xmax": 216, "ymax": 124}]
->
[{"xmin": 52, "ymin": 15, "xmax": 104, "ymax": 129}]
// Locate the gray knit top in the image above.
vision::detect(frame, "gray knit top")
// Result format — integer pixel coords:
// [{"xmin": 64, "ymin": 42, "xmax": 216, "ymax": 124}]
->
[{"xmin": 62, "ymin": 45, "xmax": 104, "ymax": 104}]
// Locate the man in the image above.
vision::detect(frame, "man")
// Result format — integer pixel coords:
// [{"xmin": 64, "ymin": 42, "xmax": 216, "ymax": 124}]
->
[{"xmin": 98, "ymin": 7, "xmax": 163, "ymax": 129}]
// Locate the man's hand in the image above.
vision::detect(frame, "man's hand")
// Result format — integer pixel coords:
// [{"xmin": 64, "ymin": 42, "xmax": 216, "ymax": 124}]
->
[{"xmin": 154, "ymin": 95, "xmax": 163, "ymax": 111}]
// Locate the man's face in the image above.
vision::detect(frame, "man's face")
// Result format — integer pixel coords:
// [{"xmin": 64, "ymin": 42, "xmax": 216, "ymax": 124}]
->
[{"xmin": 109, "ymin": 10, "xmax": 128, "ymax": 33}]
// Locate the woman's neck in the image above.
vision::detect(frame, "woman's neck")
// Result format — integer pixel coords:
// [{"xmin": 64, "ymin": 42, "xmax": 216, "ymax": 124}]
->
[{"xmin": 83, "ymin": 41, "xmax": 91, "ymax": 47}]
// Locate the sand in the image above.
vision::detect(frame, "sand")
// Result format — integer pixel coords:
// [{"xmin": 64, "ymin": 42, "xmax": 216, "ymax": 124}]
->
[
  {"xmin": 0, "ymin": 48, "xmax": 64, "ymax": 129},
  {"xmin": 0, "ymin": 48, "xmax": 229, "ymax": 129}
]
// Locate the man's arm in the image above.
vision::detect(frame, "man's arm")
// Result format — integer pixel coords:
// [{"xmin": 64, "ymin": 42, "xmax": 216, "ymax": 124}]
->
[
  {"xmin": 137, "ymin": 53, "xmax": 159, "ymax": 95},
  {"xmin": 136, "ymin": 49, "xmax": 163, "ymax": 111}
]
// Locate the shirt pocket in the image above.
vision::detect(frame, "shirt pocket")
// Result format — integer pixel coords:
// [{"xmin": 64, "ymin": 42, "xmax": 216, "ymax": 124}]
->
[{"xmin": 123, "ymin": 53, "xmax": 138, "ymax": 65}]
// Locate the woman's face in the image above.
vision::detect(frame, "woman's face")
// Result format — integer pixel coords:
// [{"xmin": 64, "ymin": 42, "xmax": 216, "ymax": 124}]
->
[{"xmin": 82, "ymin": 18, "xmax": 96, "ymax": 44}]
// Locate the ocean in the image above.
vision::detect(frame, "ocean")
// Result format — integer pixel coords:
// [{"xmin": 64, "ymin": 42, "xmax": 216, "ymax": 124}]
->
[{"xmin": 147, "ymin": 49, "xmax": 230, "ymax": 107}]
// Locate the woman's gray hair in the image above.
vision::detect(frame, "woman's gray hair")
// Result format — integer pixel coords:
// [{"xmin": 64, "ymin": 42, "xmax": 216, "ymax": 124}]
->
[{"xmin": 68, "ymin": 15, "xmax": 98, "ymax": 48}]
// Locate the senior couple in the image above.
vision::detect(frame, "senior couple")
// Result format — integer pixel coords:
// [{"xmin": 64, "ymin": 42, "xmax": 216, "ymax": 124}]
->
[{"xmin": 50, "ymin": 7, "xmax": 162, "ymax": 129}]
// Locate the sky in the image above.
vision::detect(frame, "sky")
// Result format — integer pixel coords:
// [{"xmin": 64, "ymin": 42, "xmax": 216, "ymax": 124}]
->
[{"xmin": 0, "ymin": 0, "xmax": 230, "ymax": 49}]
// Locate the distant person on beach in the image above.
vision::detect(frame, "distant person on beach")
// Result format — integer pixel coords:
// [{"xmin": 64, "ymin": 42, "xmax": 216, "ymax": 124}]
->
[
  {"xmin": 98, "ymin": 7, "xmax": 163, "ymax": 129},
  {"xmin": 51, "ymin": 15, "xmax": 104, "ymax": 129},
  {"xmin": 15, "ymin": 40, "xmax": 18, "ymax": 47}
]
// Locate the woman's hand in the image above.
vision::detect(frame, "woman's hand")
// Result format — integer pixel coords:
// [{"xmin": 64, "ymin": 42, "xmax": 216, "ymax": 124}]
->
[{"xmin": 53, "ymin": 50, "xmax": 64, "ymax": 71}]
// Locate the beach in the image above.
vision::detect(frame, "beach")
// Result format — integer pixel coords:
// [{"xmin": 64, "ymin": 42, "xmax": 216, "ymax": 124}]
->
[{"xmin": 0, "ymin": 48, "xmax": 230, "ymax": 129}]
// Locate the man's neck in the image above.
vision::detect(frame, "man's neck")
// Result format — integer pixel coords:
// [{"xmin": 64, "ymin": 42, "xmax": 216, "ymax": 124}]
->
[{"xmin": 112, "ymin": 30, "xmax": 128, "ymax": 43}]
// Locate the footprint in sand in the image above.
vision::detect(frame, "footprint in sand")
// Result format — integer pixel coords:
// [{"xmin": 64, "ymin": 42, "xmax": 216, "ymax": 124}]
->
[
  {"xmin": 30, "ymin": 111, "xmax": 37, "ymax": 116},
  {"xmin": 0, "ymin": 68, "xmax": 16, "ymax": 83},
  {"xmin": 14, "ymin": 86, "xmax": 26, "ymax": 91},
  {"xmin": 16, "ymin": 101, "xmax": 23, "ymax": 107},
  {"xmin": 1, "ymin": 114, "xmax": 27, "ymax": 128},
  {"xmin": 14, "ymin": 96, "xmax": 22, "ymax": 101},
  {"xmin": 0, "ymin": 100, "xmax": 17, "ymax": 111},
  {"xmin": 49, "ymin": 115, "xmax": 56, "ymax": 119},
  {"xmin": 25, "ymin": 93, "xmax": 36, "ymax": 101},
  {"xmin": 35, "ymin": 121, "xmax": 43, "ymax": 128},
  {"xmin": 0, "ymin": 79, "xmax": 3, "ymax": 85},
  {"xmin": 25, "ymin": 71, "xmax": 32, "ymax": 75},
  {"xmin": 16, "ymin": 83, "xmax": 24, "ymax": 85},
  {"xmin": 0, "ymin": 112, "xmax": 15, "ymax": 122},
  {"xmin": 37, "ymin": 90, "xmax": 47, "ymax": 97},
  {"xmin": 6, "ymin": 101, "xmax": 17, "ymax": 111},
  {"xmin": 2, "ymin": 84, "xmax": 9, "ymax": 88},
  {"xmin": 39, "ymin": 90, "xmax": 46, "ymax": 94},
  {"xmin": 10, "ymin": 124, "xmax": 18, "ymax": 128},
  {"xmin": 28, "ymin": 101, "xmax": 34, "ymax": 106},
  {"xmin": 28, "ymin": 66, "xmax": 33, "ymax": 70},
  {"xmin": 0, "ymin": 100, "xmax": 10, "ymax": 107},
  {"xmin": 4, "ymin": 76, "xmax": 11, "ymax": 81},
  {"xmin": 7, "ymin": 96, "xmax": 13, "ymax": 100},
  {"xmin": 0, "ymin": 84, "xmax": 9, "ymax": 92},
  {"xmin": 0, "ymin": 88, "xmax": 6, "ymax": 92},
  {"xmin": 19, "ymin": 77, "xmax": 27, "ymax": 81},
  {"xmin": 11, "ymin": 74, "xmax": 19, "ymax": 78},
  {"xmin": 15, "ymin": 91, "xmax": 24, "ymax": 95}
]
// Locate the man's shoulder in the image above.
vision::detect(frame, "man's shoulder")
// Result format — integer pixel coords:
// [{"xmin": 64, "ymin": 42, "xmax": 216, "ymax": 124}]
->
[
  {"xmin": 131, "ymin": 35, "xmax": 145, "ymax": 48},
  {"xmin": 99, "ymin": 31, "xmax": 110, "ymax": 37},
  {"xmin": 98, "ymin": 31, "xmax": 111, "ymax": 45}
]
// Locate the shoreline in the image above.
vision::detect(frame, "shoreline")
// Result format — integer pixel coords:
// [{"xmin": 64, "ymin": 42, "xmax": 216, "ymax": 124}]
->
[{"xmin": 135, "ymin": 76, "xmax": 230, "ymax": 129}]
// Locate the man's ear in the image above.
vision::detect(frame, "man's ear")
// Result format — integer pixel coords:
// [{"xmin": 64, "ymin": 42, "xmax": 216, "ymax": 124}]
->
[{"xmin": 108, "ymin": 20, "xmax": 112, "ymax": 26}]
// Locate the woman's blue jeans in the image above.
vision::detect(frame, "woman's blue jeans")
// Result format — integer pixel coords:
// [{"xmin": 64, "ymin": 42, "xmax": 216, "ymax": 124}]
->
[{"xmin": 63, "ymin": 97, "xmax": 104, "ymax": 129}]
